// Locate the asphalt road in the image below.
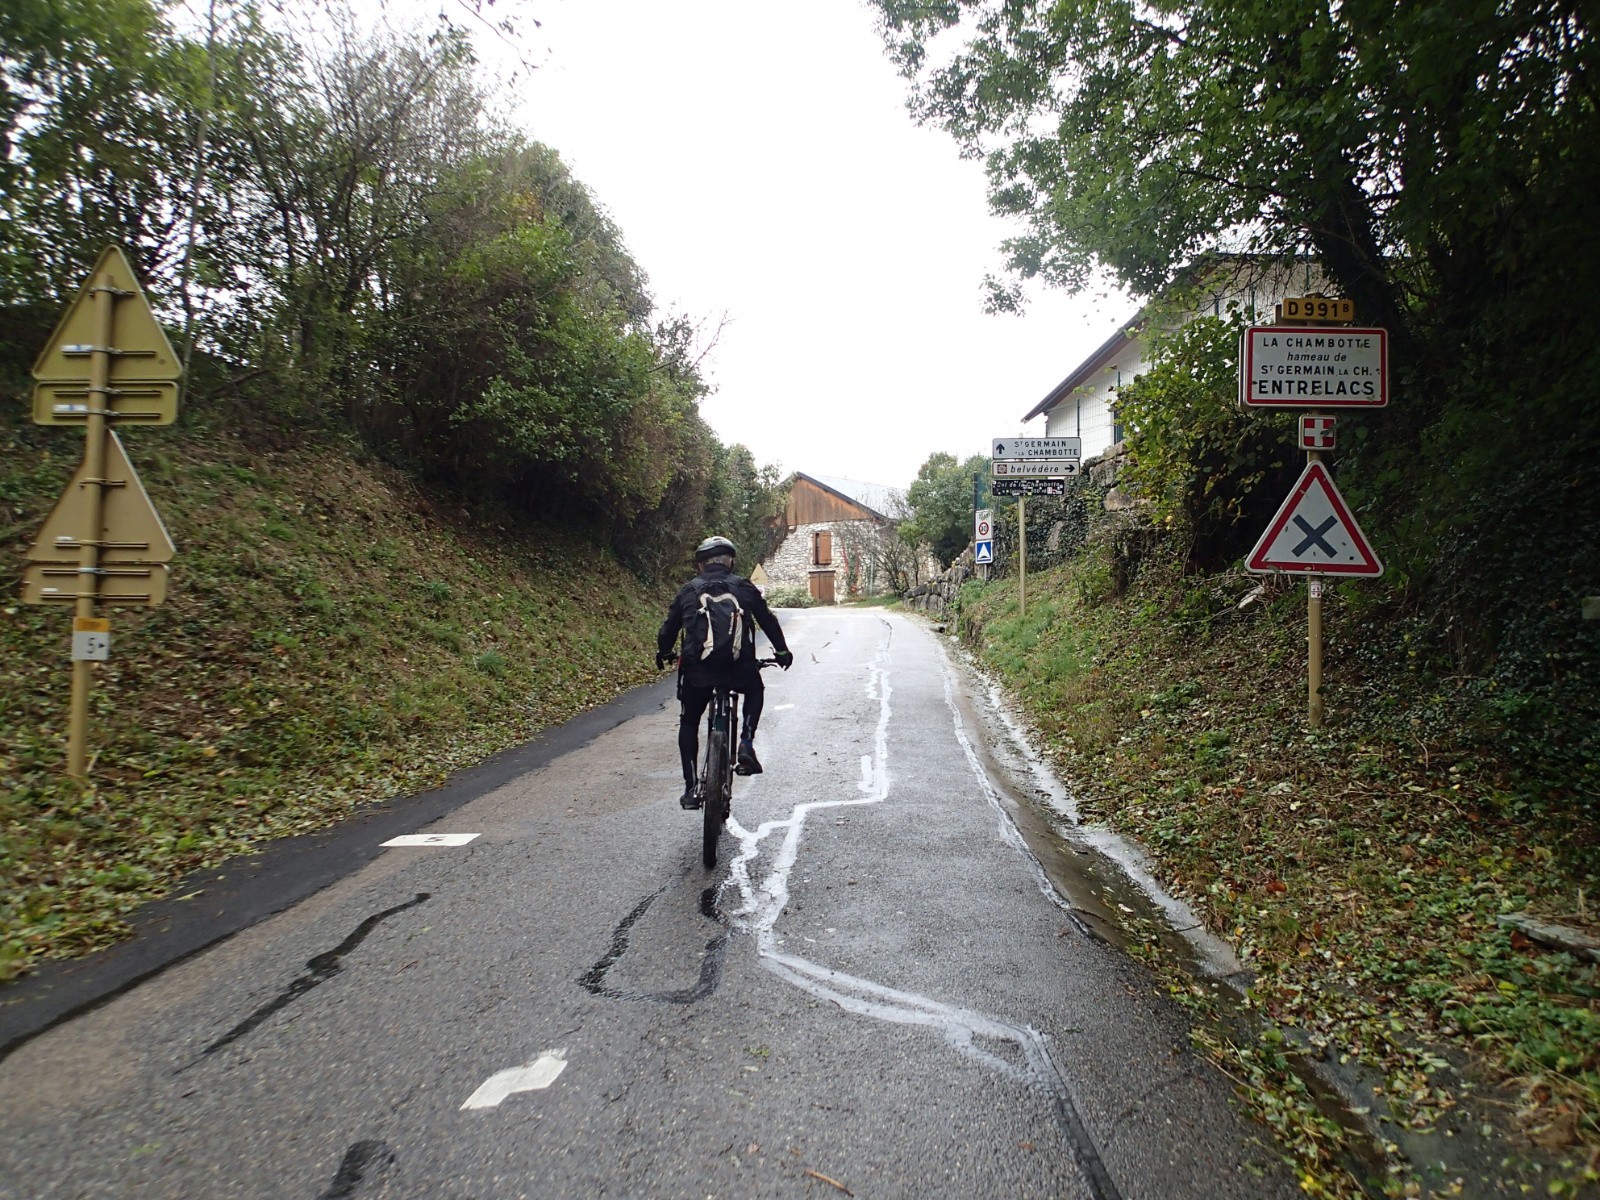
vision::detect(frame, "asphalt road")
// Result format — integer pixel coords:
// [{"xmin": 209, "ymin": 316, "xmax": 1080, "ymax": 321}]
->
[{"xmin": 0, "ymin": 610, "xmax": 1298, "ymax": 1200}]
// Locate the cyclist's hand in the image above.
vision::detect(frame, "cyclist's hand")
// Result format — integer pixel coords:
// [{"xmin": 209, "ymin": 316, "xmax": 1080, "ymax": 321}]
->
[
  {"xmin": 775, "ymin": 649, "xmax": 793, "ymax": 670},
  {"xmin": 655, "ymin": 651, "xmax": 673, "ymax": 671}
]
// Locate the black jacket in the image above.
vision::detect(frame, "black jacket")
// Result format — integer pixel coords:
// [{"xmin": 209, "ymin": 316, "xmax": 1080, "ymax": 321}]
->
[{"xmin": 658, "ymin": 563, "xmax": 790, "ymax": 689}]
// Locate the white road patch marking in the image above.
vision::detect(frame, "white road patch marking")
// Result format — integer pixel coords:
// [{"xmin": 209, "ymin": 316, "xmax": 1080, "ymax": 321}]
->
[
  {"xmin": 719, "ymin": 618, "xmax": 1068, "ymax": 1088},
  {"xmin": 772, "ymin": 703, "xmax": 796, "ymax": 711},
  {"xmin": 461, "ymin": 1049, "xmax": 568, "ymax": 1110},
  {"xmin": 381, "ymin": 833, "xmax": 480, "ymax": 847}
]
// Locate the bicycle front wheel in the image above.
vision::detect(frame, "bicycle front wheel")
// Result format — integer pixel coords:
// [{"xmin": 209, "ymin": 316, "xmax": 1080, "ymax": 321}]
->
[{"xmin": 702, "ymin": 724, "xmax": 728, "ymax": 868}]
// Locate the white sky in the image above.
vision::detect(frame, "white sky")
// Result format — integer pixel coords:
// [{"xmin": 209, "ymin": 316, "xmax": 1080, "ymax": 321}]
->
[{"xmin": 473, "ymin": 0, "xmax": 1137, "ymax": 490}]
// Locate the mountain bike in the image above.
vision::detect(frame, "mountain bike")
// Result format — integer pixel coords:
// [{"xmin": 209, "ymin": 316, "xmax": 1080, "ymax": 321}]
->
[{"xmin": 696, "ymin": 659, "xmax": 778, "ymax": 868}]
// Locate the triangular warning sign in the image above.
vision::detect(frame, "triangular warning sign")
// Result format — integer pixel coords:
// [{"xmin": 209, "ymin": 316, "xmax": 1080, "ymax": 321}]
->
[
  {"xmin": 32, "ymin": 245, "xmax": 180, "ymax": 385},
  {"xmin": 28, "ymin": 431, "xmax": 176, "ymax": 566},
  {"xmin": 1246, "ymin": 462, "xmax": 1382, "ymax": 576}
]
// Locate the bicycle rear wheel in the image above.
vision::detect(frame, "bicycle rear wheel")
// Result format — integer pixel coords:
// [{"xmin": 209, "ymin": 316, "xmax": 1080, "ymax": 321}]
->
[{"xmin": 702, "ymin": 723, "xmax": 728, "ymax": 868}]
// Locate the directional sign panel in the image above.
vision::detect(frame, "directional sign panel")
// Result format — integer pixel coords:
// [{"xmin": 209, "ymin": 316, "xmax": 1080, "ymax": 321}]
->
[
  {"xmin": 1247, "ymin": 462, "xmax": 1382, "ymax": 576},
  {"xmin": 992, "ymin": 437, "xmax": 1081, "ymax": 461},
  {"xmin": 993, "ymin": 460, "xmax": 1079, "ymax": 478},
  {"xmin": 27, "ymin": 431, "xmax": 175, "ymax": 567},
  {"xmin": 1240, "ymin": 327, "xmax": 1387, "ymax": 408},
  {"xmin": 33, "ymin": 245, "xmax": 182, "ymax": 425},
  {"xmin": 974, "ymin": 540, "xmax": 994, "ymax": 564},
  {"xmin": 22, "ymin": 561, "xmax": 169, "ymax": 606},
  {"xmin": 991, "ymin": 478, "xmax": 1066, "ymax": 497}
]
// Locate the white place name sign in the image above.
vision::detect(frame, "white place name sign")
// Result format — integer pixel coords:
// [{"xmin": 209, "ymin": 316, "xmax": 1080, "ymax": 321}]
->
[{"xmin": 1241, "ymin": 327, "xmax": 1388, "ymax": 408}]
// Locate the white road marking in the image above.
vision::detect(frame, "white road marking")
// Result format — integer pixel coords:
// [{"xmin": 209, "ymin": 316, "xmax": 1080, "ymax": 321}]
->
[
  {"xmin": 772, "ymin": 703, "xmax": 796, "ymax": 711},
  {"xmin": 461, "ymin": 1050, "xmax": 568, "ymax": 1110},
  {"xmin": 718, "ymin": 617, "xmax": 1091, "ymax": 1095},
  {"xmin": 381, "ymin": 833, "xmax": 480, "ymax": 847}
]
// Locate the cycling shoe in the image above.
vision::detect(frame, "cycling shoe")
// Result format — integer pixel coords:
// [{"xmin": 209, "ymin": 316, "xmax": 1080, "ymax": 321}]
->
[{"xmin": 735, "ymin": 740, "xmax": 763, "ymax": 776}]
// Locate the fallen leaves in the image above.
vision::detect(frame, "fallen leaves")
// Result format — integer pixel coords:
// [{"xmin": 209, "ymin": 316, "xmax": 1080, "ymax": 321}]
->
[{"xmin": 961, "ymin": 550, "xmax": 1600, "ymax": 1189}]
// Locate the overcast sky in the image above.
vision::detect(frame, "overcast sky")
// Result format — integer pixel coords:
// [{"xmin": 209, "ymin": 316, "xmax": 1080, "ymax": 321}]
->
[{"xmin": 471, "ymin": 0, "xmax": 1137, "ymax": 490}]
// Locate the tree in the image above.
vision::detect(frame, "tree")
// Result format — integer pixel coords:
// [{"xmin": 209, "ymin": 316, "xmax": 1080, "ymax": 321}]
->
[
  {"xmin": 834, "ymin": 490, "xmax": 914, "ymax": 594},
  {"xmin": 874, "ymin": 0, "xmax": 1600, "ymax": 668},
  {"xmin": 872, "ymin": 0, "xmax": 1600, "ymax": 396},
  {"xmin": 1115, "ymin": 316, "xmax": 1297, "ymax": 571},
  {"xmin": 0, "ymin": 0, "xmax": 253, "ymax": 304},
  {"xmin": 902, "ymin": 452, "xmax": 990, "ymax": 567},
  {"xmin": 703, "ymin": 443, "xmax": 784, "ymax": 569}
]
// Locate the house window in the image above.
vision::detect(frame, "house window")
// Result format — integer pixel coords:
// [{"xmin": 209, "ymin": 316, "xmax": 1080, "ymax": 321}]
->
[
  {"xmin": 1113, "ymin": 369, "xmax": 1124, "ymax": 444},
  {"xmin": 812, "ymin": 530, "xmax": 832, "ymax": 566}
]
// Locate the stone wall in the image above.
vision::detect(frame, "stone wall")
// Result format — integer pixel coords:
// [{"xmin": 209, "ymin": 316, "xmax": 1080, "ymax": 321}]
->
[
  {"xmin": 762, "ymin": 521, "xmax": 833, "ymax": 591},
  {"xmin": 902, "ymin": 547, "xmax": 976, "ymax": 619}
]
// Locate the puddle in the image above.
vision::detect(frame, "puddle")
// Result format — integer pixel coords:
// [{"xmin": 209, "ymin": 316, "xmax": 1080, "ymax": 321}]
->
[{"xmin": 944, "ymin": 647, "xmax": 1245, "ymax": 986}]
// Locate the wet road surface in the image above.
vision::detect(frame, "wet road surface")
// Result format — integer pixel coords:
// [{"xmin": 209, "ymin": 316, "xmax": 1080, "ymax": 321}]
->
[{"xmin": 0, "ymin": 610, "xmax": 1298, "ymax": 1199}]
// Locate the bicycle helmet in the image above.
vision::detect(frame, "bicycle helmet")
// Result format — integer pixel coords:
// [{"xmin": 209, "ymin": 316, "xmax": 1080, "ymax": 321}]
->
[{"xmin": 694, "ymin": 535, "xmax": 737, "ymax": 562}]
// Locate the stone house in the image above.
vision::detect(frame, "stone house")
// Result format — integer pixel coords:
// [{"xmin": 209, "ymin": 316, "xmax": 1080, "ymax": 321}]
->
[{"xmin": 759, "ymin": 473, "xmax": 899, "ymax": 604}]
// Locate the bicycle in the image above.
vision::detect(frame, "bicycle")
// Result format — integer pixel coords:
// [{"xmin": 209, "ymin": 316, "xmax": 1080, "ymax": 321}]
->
[{"xmin": 695, "ymin": 659, "xmax": 779, "ymax": 868}]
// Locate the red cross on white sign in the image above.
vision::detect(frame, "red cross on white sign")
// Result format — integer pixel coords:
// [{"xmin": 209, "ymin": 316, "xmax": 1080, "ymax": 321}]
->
[{"xmin": 1299, "ymin": 416, "xmax": 1336, "ymax": 450}]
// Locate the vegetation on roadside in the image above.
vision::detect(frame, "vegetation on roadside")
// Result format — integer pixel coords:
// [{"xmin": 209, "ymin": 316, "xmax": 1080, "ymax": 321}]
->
[
  {"xmin": 762, "ymin": 585, "xmax": 817, "ymax": 609},
  {"xmin": 0, "ymin": 0, "xmax": 785, "ymax": 983},
  {"xmin": 0, "ymin": 0, "xmax": 788, "ymax": 576},
  {"xmin": 0, "ymin": 420, "xmax": 672, "ymax": 983},
  {"xmin": 957, "ymin": 524, "xmax": 1600, "ymax": 1196}
]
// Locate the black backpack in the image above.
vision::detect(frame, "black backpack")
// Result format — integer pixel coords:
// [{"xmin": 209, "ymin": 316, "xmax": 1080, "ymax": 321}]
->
[{"xmin": 683, "ymin": 577, "xmax": 746, "ymax": 668}]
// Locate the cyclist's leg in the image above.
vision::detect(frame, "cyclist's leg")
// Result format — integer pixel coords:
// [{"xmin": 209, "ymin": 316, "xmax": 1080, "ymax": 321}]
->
[
  {"xmin": 735, "ymin": 674, "xmax": 764, "ymax": 775},
  {"xmin": 678, "ymin": 684, "xmax": 712, "ymax": 806},
  {"xmin": 741, "ymin": 674, "xmax": 765, "ymax": 741}
]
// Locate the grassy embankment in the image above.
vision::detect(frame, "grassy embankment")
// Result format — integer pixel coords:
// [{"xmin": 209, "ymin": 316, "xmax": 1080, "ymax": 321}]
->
[
  {"xmin": 958, "ymin": 541, "xmax": 1599, "ymax": 1197},
  {"xmin": 1, "ymin": 419, "xmax": 664, "ymax": 984}
]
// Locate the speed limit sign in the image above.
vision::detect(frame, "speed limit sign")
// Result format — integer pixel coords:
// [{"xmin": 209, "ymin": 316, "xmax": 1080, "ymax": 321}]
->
[{"xmin": 975, "ymin": 508, "xmax": 992, "ymax": 540}]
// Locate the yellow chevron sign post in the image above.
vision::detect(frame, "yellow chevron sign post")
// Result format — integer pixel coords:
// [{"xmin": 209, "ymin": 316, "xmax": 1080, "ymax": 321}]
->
[{"xmin": 23, "ymin": 246, "xmax": 182, "ymax": 779}]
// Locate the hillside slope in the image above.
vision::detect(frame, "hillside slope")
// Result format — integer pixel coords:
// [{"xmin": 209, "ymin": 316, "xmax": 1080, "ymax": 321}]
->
[
  {"xmin": 1, "ymin": 420, "xmax": 665, "ymax": 982},
  {"xmin": 958, "ymin": 530, "xmax": 1599, "ymax": 1195}
]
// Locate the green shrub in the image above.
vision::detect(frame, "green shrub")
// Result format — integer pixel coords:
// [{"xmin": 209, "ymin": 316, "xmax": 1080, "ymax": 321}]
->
[{"xmin": 763, "ymin": 585, "xmax": 815, "ymax": 608}]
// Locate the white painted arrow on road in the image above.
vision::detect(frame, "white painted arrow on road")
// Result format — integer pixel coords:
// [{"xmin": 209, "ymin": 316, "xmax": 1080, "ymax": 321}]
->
[{"xmin": 461, "ymin": 1050, "xmax": 569, "ymax": 1110}]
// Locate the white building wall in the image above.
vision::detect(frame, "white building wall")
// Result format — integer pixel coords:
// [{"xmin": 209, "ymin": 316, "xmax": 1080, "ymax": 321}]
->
[
  {"xmin": 1043, "ymin": 347, "xmax": 1149, "ymax": 460},
  {"xmin": 1038, "ymin": 261, "xmax": 1333, "ymax": 456}
]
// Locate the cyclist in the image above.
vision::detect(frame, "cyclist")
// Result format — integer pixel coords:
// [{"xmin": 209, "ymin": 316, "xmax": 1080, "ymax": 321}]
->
[{"xmin": 656, "ymin": 536, "xmax": 793, "ymax": 808}]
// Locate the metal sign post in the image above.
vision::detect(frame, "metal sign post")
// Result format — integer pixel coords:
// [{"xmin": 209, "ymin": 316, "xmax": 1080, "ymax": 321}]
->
[
  {"xmin": 66, "ymin": 284, "xmax": 113, "ymax": 776},
  {"xmin": 1240, "ymin": 296, "xmax": 1383, "ymax": 729},
  {"xmin": 24, "ymin": 246, "xmax": 181, "ymax": 779},
  {"xmin": 1306, "ymin": 435, "xmax": 1325, "ymax": 727},
  {"xmin": 1017, "ymin": 497, "xmax": 1027, "ymax": 618}
]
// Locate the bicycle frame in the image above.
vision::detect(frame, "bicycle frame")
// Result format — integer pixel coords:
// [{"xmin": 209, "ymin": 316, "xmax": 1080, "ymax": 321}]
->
[
  {"xmin": 698, "ymin": 686, "xmax": 738, "ymax": 866},
  {"xmin": 692, "ymin": 658, "xmax": 776, "ymax": 869}
]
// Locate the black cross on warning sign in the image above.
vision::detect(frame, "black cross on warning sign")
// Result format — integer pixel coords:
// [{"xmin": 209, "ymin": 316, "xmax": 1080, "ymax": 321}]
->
[
  {"xmin": 1292, "ymin": 514, "xmax": 1338, "ymax": 556},
  {"xmin": 1247, "ymin": 462, "xmax": 1382, "ymax": 576}
]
